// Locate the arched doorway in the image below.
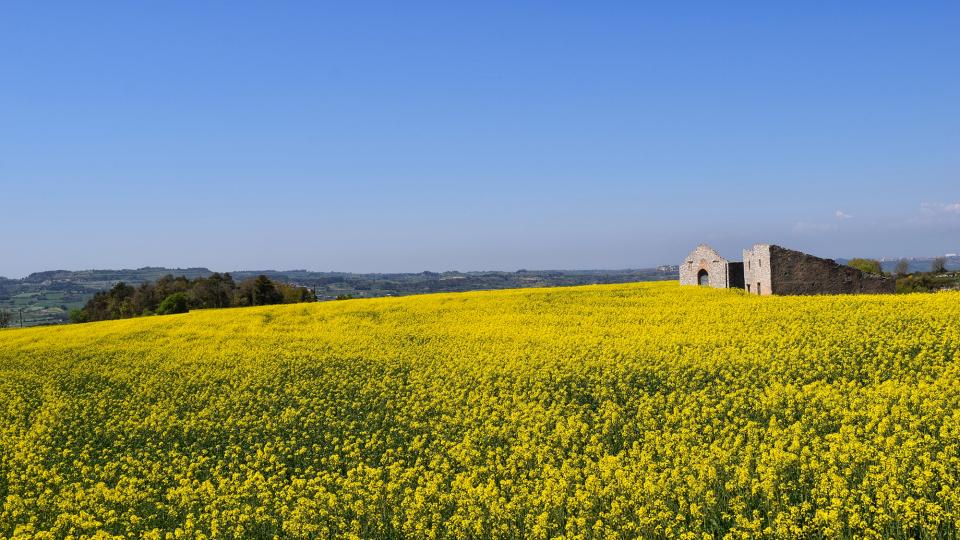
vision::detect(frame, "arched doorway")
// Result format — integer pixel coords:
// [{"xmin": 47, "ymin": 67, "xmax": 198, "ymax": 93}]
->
[{"xmin": 697, "ymin": 269, "xmax": 709, "ymax": 286}]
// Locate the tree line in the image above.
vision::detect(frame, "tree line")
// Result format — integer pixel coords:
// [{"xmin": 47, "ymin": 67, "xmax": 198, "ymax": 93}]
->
[
  {"xmin": 847, "ymin": 257, "xmax": 957, "ymax": 293},
  {"xmin": 69, "ymin": 273, "xmax": 316, "ymax": 323},
  {"xmin": 848, "ymin": 257, "xmax": 948, "ymax": 276}
]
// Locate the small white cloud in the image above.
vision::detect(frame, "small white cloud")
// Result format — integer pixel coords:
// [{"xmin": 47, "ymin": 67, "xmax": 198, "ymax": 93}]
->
[
  {"xmin": 794, "ymin": 210, "xmax": 851, "ymax": 234},
  {"xmin": 920, "ymin": 202, "xmax": 960, "ymax": 215},
  {"xmin": 920, "ymin": 203, "xmax": 960, "ymax": 214}
]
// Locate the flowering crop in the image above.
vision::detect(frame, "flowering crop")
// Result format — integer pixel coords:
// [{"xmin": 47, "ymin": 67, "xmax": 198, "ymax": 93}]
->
[{"xmin": 1, "ymin": 282, "xmax": 959, "ymax": 539}]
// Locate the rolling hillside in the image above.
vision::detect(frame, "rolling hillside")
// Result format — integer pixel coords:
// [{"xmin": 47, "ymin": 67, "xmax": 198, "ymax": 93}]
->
[{"xmin": 1, "ymin": 282, "xmax": 959, "ymax": 538}]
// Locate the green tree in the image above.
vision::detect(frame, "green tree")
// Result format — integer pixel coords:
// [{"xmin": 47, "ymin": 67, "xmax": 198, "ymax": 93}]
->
[
  {"xmin": 157, "ymin": 292, "xmax": 189, "ymax": 315},
  {"xmin": 0, "ymin": 310, "xmax": 10, "ymax": 328},
  {"xmin": 191, "ymin": 273, "xmax": 236, "ymax": 309},
  {"xmin": 932, "ymin": 256, "xmax": 947, "ymax": 273},
  {"xmin": 71, "ymin": 272, "xmax": 315, "ymax": 324},
  {"xmin": 155, "ymin": 274, "xmax": 191, "ymax": 299},
  {"xmin": 251, "ymin": 275, "xmax": 283, "ymax": 306},
  {"xmin": 277, "ymin": 282, "xmax": 317, "ymax": 303},
  {"xmin": 848, "ymin": 258, "xmax": 882, "ymax": 275},
  {"xmin": 895, "ymin": 258, "xmax": 910, "ymax": 276},
  {"xmin": 108, "ymin": 282, "xmax": 137, "ymax": 318}
]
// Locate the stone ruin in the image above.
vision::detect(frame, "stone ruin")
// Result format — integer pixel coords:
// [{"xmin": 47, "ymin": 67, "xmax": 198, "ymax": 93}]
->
[{"xmin": 680, "ymin": 243, "xmax": 896, "ymax": 295}]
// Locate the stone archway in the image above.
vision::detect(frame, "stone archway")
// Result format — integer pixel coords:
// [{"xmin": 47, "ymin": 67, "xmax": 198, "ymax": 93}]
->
[{"xmin": 697, "ymin": 269, "xmax": 709, "ymax": 286}]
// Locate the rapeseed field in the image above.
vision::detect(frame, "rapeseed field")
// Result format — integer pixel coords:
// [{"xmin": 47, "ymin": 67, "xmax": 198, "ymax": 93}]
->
[{"xmin": 1, "ymin": 282, "xmax": 959, "ymax": 539}]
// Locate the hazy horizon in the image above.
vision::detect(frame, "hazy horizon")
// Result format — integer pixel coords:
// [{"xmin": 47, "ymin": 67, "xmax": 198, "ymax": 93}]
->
[
  {"xmin": 6, "ymin": 243, "xmax": 958, "ymax": 282},
  {"xmin": 3, "ymin": 3, "xmax": 958, "ymax": 278}
]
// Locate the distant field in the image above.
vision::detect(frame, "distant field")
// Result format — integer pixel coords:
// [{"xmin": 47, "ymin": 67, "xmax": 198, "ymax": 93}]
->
[
  {"xmin": 0, "ymin": 267, "xmax": 677, "ymax": 327},
  {"xmin": 0, "ymin": 290, "xmax": 87, "ymax": 327},
  {"xmin": 1, "ymin": 283, "xmax": 959, "ymax": 538}
]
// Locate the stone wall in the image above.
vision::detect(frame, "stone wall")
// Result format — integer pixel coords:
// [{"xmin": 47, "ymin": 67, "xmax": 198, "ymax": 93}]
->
[
  {"xmin": 683, "ymin": 242, "xmax": 896, "ymax": 295},
  {"xmin": 679, "ymin": 244, "xmax": 730, "ymax": 288},
  {"xmin": 767, "ymin": 245, "xmax": 896, "ymax": 295},
  {"xmin": 742, "ymin": 244, "xmax": 773, "ymax": 295}
]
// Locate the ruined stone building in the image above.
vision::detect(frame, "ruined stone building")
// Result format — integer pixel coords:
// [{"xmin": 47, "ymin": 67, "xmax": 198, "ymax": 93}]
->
[{"xmin": 680, "ymin": 243, "xmax": 895, "ymax": 295}]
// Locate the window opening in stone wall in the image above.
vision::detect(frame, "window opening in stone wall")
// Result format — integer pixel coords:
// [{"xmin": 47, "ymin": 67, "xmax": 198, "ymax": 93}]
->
[
  {"xmin": 747, "ymin": 284, "xmax": 751, "ymax": 292},
  {"xmin": 757, "ymin": 282, "xmax": 761, "ymax": 294}
]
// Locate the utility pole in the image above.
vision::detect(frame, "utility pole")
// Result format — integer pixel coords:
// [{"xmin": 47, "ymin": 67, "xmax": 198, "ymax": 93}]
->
[{"xmin": 19, "ymin": 308, "xmax": 23, "ymax": 328}]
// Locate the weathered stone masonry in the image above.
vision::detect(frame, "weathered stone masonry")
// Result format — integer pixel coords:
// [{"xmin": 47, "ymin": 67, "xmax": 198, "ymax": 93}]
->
[
  {"xmin": 743, "ymin": 244, "xmax": 772, "ymax": 295},
  {"xmin": 679, "ymin": 244, "xmax": 744, "ymax": 289},
  {"xmin": 682, "ymin": 243, "xmax": 895, "ymax": 295}
]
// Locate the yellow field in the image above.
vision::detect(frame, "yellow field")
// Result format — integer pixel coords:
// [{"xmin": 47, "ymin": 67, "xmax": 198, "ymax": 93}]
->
[{"xmin": 1, "ymin": 282, "xmax": 959, "ymax": 539}]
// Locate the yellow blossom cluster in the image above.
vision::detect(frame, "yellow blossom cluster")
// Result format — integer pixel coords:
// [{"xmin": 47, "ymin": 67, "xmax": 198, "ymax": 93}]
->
[{"xmin": 1, "ymin": 282, "xmax": 959, "ymax": 539}]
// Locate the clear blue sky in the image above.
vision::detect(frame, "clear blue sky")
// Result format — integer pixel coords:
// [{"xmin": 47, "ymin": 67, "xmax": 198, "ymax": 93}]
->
[{"xmin": 2, "ymin": 2, "xmax": 958, "ymax": 277}]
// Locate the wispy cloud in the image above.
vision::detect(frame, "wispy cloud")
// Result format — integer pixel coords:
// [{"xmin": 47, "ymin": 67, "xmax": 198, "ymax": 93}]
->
[
  {"xmin": 909, "ymin": 202, "xmax": 960, "ymax": 227},
  {"xmin": 793, "ymin": 221, "xmax": 836, "ymax": 234},
  {"xmin": 793, "ymin": 209, "xmax": 852, "ymax": 234},
  {"xmin": 796, "ymin": 202, "xmax": 960, "ymax": 236},
  {"xmin": 920, "ymin": 202, "xmax": 960, "ymax": 215}
]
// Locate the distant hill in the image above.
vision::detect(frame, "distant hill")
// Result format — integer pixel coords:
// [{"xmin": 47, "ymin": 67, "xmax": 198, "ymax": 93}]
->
[
  {"xmin": 835, "ymin": 256, "xmax": 960, "ymax": 274},
  {"xmin": 0, "ymin": 267, "xmax": 214, "ymax": 327},
  {"xmin": 0, "ymin": 266, "xmax": 677, "ymax": 327},
  {"xmin": 21, "ymin": 267, "xmax": 215, "ymax": 285}
]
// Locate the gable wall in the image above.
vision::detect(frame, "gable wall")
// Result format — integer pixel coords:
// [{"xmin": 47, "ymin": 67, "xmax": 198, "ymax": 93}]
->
[{"xmin": 679, "ymin": 245, "xmax": 730, "ymax": 288}]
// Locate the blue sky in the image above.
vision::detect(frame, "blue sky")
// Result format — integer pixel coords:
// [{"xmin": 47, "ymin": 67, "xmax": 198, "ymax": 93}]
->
[{"xmin": 1, "ymin": 2, "xmax": 958, "ymax": 277}]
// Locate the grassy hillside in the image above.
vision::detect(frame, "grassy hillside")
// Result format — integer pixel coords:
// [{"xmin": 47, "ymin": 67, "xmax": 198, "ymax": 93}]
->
[{"xmin": 1, "ymin": 283, "xmax": 959, "ymax": 539}]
